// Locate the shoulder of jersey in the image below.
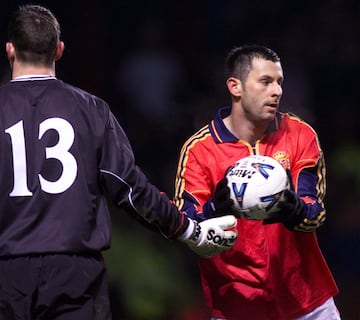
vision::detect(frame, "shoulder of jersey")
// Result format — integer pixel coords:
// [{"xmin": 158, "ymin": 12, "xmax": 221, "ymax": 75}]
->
[{"xmin": 281, "ymin": 112, "xmax": 317, "ymax": 135}]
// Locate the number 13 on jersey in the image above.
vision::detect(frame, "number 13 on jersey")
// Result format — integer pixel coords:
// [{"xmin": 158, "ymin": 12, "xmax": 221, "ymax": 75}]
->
[{"xmin": 5, "ymin": 117, "xmax": 77, "ymax": 197}]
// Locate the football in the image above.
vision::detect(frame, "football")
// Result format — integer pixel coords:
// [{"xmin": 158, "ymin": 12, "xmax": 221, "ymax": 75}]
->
[{"xmin": 226, "ymin": 155, "xmax": 290, "ymax": 220}]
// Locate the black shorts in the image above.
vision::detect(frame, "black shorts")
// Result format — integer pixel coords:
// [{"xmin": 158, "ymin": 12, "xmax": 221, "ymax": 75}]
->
[{"xmin": 0, "ymin": 253, "xmax": 111, "ymax": 320}]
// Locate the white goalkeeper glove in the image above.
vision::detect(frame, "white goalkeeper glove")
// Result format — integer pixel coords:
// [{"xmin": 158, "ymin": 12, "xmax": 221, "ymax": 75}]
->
[{"xmin": 178, "ymin": 215, "xmax": 238, "ymax": 258}]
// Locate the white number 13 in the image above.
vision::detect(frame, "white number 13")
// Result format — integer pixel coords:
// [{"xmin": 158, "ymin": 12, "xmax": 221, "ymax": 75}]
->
[{"xmin": 5, "ymin": 118, "xmax": 77, "ymax": 196}]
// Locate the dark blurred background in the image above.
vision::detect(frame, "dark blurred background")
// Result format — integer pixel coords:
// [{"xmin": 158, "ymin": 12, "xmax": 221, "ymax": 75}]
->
[{"xmin": 1, "ymin": 0, "xmax": 359, "ymax": 319}]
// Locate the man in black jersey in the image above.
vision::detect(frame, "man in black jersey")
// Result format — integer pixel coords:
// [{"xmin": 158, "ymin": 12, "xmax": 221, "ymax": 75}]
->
[{"xmin": 0, "ymin": 5, "xmax": 237, "ymax": 320}]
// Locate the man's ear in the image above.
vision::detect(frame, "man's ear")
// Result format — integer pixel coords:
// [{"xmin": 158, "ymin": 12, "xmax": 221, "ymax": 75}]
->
[
  {"xmin": 226, "ymin": 77, "xmax": 242, "ymax": 97},
  {"xmin": 55, "ymin": 41, "xmax": 65, "ymax": 61},
  {"xmin": 6, "ymin": 42, "xmax": 15, "ymax": 63}
]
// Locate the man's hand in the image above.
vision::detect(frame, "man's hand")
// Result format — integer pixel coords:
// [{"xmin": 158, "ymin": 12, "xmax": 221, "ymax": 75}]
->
[
  {"xmin": 263, "ymin": 171, "xmax": 305, "ymax": 230},
  {"xmin": 179, "ymin": 215, "xmax": 238, "ymax": 258},
  {"xmin": 202, "ymin": 178, "xmax": 237, "ymax": 218}
]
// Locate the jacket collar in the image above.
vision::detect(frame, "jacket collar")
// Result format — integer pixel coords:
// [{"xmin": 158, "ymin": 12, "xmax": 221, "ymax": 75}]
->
[{"xmin": 208, "ymin": 106, "xmax": 282, "ymax": 143}]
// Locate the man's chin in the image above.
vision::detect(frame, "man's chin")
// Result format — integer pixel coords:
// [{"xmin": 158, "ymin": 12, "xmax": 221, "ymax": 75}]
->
[{"xmin": 264, "ymin": 110, "xmax": 277, "ymax": 120}]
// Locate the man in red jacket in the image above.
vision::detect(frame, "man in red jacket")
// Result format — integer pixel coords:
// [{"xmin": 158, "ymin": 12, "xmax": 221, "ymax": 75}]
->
[{"xmin": 174, "ymin": 45, "xmax": 340, "ymax": 320}]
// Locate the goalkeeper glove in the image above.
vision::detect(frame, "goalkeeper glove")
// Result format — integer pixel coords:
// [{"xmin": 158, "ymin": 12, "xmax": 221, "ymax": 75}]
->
[
  {"xmin": 202, "ymin": 178, "xmax": 237, "ymax": 218},
  {"xmin": 263, "ymin": 170, "xmax": 305, "ymax": 230},
  {"xmin": 179, "ymin": 215, "xmax": 238, "ymax": 258}
]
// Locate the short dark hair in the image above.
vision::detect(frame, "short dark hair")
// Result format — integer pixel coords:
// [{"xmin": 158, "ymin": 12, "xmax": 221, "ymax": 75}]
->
[
  {"xmin": 225, "ymin": 45, "xmax": 280, "ymax": 84},
  {"xmin": 8, "ymin": 4, "xmax": 60, "ymax": 66}
]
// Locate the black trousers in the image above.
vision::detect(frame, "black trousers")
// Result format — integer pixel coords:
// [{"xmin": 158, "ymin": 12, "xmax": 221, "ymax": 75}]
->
[{"xmin": 0, "ymin": 253, "xmax": 111, "ymax": 320}]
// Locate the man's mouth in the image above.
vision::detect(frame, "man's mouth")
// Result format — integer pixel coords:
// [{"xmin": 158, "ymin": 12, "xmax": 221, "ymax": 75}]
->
[{"xmin": 265, "ymin": 103, "xmax": 278, "ymax": 109}]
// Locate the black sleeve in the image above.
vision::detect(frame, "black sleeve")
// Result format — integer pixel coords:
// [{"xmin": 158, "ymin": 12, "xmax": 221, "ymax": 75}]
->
[{"xmin": 98, "ymin": 112, "xmax": 188, "ymax": 239}]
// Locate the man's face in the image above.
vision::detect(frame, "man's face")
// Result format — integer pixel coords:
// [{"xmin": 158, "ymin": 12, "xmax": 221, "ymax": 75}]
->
[{"xmin": 241, "ymin": 58, "xmax": 283, "ymax": 123}]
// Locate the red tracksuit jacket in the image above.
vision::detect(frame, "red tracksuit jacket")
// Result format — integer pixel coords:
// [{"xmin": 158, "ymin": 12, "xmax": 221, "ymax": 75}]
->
[{"xmin": 174, "ymin": 106, "xmax": 338, "ymax": 320}]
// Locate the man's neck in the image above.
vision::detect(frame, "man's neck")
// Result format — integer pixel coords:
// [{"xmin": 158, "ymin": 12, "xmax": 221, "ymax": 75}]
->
[
  {"xmin": 223, "ymin": 113, "xmax": 269, "ymax": 144},
  {"xmin": 11, "ymin": 62, "xmax": 55, "ymax": 79}
]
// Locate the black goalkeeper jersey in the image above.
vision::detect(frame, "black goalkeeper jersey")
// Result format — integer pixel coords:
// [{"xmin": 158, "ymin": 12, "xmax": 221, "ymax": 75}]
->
[{"xmin": 0, "ymin": 76, "xmax": 187, "ymax": 256}]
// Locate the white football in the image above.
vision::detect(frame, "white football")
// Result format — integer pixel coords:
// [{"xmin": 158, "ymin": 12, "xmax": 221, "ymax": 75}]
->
[{"xmin": 226, "ymin": 155, "xmax": 290, "ymax": 220}]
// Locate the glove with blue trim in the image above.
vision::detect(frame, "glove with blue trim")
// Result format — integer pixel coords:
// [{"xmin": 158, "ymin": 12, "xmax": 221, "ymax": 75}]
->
[
  {"xmin": 202, "ymin": 178, "xmax": 237, "ymax": 218},
  {"xmin": 263, "ymin": 170, "xmax": 305, "ymax": 230}
]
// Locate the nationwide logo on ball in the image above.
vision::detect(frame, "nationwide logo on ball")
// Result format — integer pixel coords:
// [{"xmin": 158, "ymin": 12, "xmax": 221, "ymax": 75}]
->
[{"xmin": 226, "ymin": 155, "xmax": 290, "ymax": 220}]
